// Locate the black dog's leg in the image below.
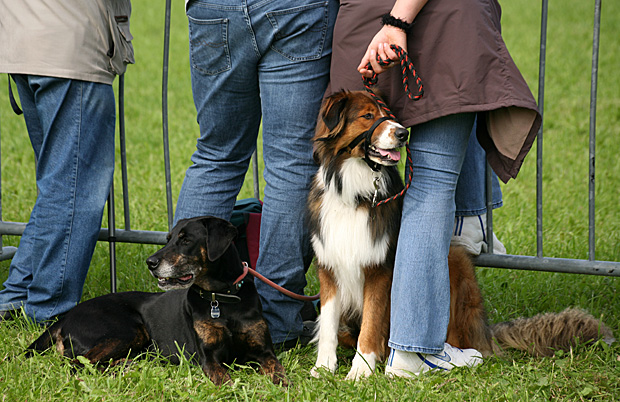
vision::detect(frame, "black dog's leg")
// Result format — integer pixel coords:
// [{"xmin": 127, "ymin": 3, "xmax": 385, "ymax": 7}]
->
[
  {"xmin": 237, "ymin": 319, "xmax": 288, "ymax": 386},
  {"xmin": 27, "ymin": 293, "xmax": 154, "ymax": 369},
  {"xmin": 256, "ymin": 354, "xmax": 288, "ymax": 386},
  {"xmin": 193, "ymin": 321, "xmax": 232, "ymax": 386},
  {"xmin": 26, "ymin": 325, "xmax": 60, "ymax": 357},
  {"xmin": 200, "ymin": 359, "xmax": 231, "ymax": 386},
  {"xmin": 76, "ymin": 335, "xmax": 145, "ymax": 368}
]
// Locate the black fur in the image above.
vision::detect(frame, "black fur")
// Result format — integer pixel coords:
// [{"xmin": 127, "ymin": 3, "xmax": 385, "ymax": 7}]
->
[{"xmin": 27, "ymin": 216, "xmax": 287, "ymax": 386}]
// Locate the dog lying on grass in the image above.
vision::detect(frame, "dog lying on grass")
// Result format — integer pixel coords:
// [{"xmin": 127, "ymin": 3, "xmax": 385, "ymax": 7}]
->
[{"xmin": 27, "ymin": 216, "xmax": 287, "ymax": 386}]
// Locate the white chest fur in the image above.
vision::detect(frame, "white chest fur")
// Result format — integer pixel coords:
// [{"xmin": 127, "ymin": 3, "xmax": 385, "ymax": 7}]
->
[{"xmin": 311, "ymin": 159, "xmax": 391, "ymax": 313}]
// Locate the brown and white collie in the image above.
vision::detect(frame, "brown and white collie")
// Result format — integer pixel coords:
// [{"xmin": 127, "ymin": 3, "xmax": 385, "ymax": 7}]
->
[{"xmin": 307, "ymin": 90, "xmax": 614, "ymax": 380}]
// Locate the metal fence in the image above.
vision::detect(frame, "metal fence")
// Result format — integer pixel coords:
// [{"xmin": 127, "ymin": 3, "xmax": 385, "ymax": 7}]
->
[
  {"xmin": 1, "ymin": 0, "xmax": 618, "ymax": 294},
  {"xmin": 473, "ymin": 0, "xmax": 619, "ymax": 277}
]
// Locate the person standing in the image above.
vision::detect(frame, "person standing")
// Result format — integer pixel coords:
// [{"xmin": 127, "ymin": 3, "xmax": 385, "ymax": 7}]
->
[
  {"xmin": 174, "ymin": 0, "xmax": 338, "ymax": 348},
  {"xmin": 0, "ymin": 0, "xmax": 134, "ymax": 323},
  {"xmin": 329, "ymin": 0, "xmax": 540, "ymax": 375}
]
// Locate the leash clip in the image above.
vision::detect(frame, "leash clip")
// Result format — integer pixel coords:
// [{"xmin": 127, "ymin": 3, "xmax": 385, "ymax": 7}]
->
[{"xmin": 372, "ymin": 175, "xmax": 381, "ymax": 208}]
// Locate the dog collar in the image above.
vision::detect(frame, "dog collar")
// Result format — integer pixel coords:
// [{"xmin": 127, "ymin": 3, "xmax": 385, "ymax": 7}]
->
[
  {"xmin": 190, "ymin": 262, "xmax": 250, "ymax": 318},
  {"xmin": 191, "ymin": 289, "xmax": 241, "ymax": 319},
  {"xmin": 191, "ymin": 287, "xmax": 242, "ymax": 319},
  {"xmin": 191, "ymin": 288, "xmax": 242, "ymax": 303}
]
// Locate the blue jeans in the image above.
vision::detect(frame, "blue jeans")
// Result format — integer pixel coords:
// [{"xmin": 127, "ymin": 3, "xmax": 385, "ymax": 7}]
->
[
  {"xmin": 175, "ymin": 0, "xmax": 338, "ymax": 343},
  {"xmin": 455, "ymin": 118, "xmax": 503, "ymax": 216},
  {"xmin": 0, "ymin": 75, "xmax": 115, "ymax": 322},
  {"xmin": 389, "ymin": 113, "xmax": 474, "ymax": 354}
]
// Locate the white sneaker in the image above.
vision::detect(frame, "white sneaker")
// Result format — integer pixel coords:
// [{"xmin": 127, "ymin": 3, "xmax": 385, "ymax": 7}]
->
[
  {"xmin": 385, "ymin": 343, "xmax": 483, "ymax": 378},
  {"xmin": 451, "ymin": 214, "xmax": 506, "ymax": 255}
]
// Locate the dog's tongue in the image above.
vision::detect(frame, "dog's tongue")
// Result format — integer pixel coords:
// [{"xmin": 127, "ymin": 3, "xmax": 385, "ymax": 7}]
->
[{"xmin": 378, "ymin": 148, "xmax": 401, "ymax": 162}]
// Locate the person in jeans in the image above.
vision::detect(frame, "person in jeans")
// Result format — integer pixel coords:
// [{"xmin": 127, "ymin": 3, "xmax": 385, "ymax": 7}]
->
[
  {"xmin": 330, "ymin": 0, "xmax": 540, "ymax": 375},
  {"xmin": 174, "ymin": 0, "xmax": 338, "ymax": 348},
  {"xmin": 0, "ymin": 0, "xmax": 134, "ymax": 323}
]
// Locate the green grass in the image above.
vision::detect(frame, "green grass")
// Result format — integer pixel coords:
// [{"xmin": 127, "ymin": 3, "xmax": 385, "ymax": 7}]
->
[{"xmin": 1, "ymin": 0, "xmax": 619, "ymax": 400}]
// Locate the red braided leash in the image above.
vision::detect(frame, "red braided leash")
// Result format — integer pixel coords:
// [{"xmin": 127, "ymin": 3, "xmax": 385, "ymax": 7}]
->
[
  {"xmin": 362, "ymin": 44, "xmax": 423, "ymax": 207},
  {"xmin": 247, "ymin": 265, "xmax": 320, "ymax": 302}
]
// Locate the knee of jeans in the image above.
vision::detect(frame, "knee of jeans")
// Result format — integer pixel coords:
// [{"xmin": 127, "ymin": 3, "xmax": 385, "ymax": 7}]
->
[
  {"xmin": 407, "ymin": 182, "xmax": 457, "ymax": 208},
  {"xmin": 262, "ymin": 159, "xmax": 315, "ymax": 192}
]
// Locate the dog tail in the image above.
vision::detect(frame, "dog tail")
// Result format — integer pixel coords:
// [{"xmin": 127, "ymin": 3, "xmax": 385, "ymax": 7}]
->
[{"xmin": 490, "ymin": 308, "xmax": 615, "ymax": 356}]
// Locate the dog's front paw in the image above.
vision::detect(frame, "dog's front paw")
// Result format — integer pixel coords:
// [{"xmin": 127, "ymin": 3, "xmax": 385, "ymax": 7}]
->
[
  {"xmin": 345, "ymin": 352, "xmax": 376, "ymax": 381},
  {"xmin": 345, "ymin": 364, "xmax": 374, "ymax": 381},
  {"xmin": 310, "ymin": 362, "xmax": 336, "ymax": 378},
  {"xmin": 260, "ymin": 357, "xmax": 289, "ymax": 387},
  {"xmin": 311, "ymin": 348, "xmax": 338, "ymax": 378},
  {"xmin": 203, "ymin": 365, "xmax": 232, "ymax": 386},
  {"xmin": 272, "ymin": 372, "xmax": 289, "ymax": 387},
  {"xmin": 310, "ymin": 365, "xmax": 324, "ymax": 378}
]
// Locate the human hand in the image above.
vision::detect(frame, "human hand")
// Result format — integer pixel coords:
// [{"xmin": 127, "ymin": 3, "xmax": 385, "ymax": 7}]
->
[{"xmin": 357, "ymin": 26, "xmax": 408, "ymax": 79}]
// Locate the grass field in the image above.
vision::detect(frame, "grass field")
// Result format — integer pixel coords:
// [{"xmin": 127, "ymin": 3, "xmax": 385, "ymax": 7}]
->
[{"xmin": 1, "ymin": 0, "xmax": 619, "ymax": 400}]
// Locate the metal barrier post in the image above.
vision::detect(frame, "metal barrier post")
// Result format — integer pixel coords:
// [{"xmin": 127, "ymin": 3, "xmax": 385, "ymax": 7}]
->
[
  {"xmin": 588, "ymin": 0, "xmax": 602, "ymax": 261},
  {"xmin": 536, "ymin": 0, "xmax": 549, "ymax": 258},
  {"xmin": 162, "ymin": 0, "xmax": 174, "ymax": 232}
]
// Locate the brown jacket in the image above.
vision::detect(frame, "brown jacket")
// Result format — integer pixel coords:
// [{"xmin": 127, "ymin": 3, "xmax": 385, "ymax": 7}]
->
[{"xmin": 329, "ymin": 0, "xmax": 541, "ymax": 182}]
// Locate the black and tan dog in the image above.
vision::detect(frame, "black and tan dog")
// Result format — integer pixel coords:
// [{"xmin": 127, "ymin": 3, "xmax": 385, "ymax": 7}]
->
[{"xmin": 27, "ymin": 216, "xmax": 287, "ymax": 386}]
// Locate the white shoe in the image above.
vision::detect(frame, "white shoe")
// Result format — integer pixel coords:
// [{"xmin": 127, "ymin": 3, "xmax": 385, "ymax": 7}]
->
[
  {"xmin": 385, "ymin": 343, "xmax": 483, "ymax": 378},
  {"xmin": 451, "ymin": 213, "xmax": 506, "ymax": 255}
]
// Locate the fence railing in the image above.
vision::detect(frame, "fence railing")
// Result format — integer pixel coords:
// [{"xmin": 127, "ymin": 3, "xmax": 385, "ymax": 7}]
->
[{"xmin": 1, "ymin": 0, "xmax": 618, "ymax": 295}]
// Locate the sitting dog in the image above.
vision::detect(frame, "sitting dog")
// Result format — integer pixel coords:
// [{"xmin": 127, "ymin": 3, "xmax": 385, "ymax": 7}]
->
[
  {"xmin": 27, "ymin": 216, "xmax": 287, "ymax": 386},
  {"xmin": 308, "ymin": 90, "xmax": 614, "ymax": 380}
]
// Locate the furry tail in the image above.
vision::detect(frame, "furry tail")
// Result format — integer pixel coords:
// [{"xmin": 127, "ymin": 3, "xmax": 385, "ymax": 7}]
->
[{"xmin": 490, "ymin": 308, "xmax": 615, "ymax": 356}]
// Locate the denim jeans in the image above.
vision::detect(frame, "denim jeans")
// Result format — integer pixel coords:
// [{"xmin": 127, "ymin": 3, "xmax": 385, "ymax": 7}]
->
[
  {"xmin": 455, "ymin": 117, "xmax": 503, "ymax": 216},
  {"xmin": 0, "ymin": 75, "xmax": 115, "ymax": 322},
  {"xmin": 175, "ymin": 0, "xmax": 337, "ymax": 343},
  {"xmin": 389, "ymin": 112, "xmax": 475, "ymax": 353}
]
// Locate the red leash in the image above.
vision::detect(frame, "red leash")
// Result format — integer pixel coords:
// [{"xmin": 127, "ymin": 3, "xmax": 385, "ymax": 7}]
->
[
  {"xmin": 362, "ymin": 44, "xmax": 423, "ymax": 207},
  {"xmin": 245, "ymin": 263, "xmax": 320, "ymax": 302}
]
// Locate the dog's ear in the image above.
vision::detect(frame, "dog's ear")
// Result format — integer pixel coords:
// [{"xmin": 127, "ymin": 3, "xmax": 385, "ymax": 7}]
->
[
  {"xmin": 313, "ymin": 91, "xmax": 350, "ymax": 163},
  {"xmin": 321, "ymin": 92, "xmax": 349, "ymax": 131},
  {"xmin": 202, "ymin": 217, "xmax": 238, "ymax": 261}
]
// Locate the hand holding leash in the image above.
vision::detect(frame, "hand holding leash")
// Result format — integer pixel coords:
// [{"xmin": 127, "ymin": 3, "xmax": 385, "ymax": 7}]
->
[
  {"xmin": 359, "ymin": 42, "xmax": 400, "ymax": 77},
  {"xmin": 358, "ymin": 21, "xmax": 408, "ymax": 77},
  {"xmin": 363, "ymin": 44, "xmax": 424, "ymax": 103}
]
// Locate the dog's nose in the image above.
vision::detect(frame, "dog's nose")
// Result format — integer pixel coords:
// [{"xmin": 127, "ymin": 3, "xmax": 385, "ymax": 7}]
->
[
  {"xmin": 146, "ymin": 256, "xmax": 160, "ymax": 271},
  {"xmin": 394, "ymin": 127, "xmax": 409, "ymax": 142}
]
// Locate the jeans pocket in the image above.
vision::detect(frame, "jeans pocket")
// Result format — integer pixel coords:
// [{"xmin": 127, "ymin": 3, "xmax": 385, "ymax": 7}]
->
[
  {"xmin": 266, "ymin": 1, "xmax": 329, "ymax": 61},
  {"xmin": 188, "ymin": 15, "xmax": 231, "ymax": 76}
]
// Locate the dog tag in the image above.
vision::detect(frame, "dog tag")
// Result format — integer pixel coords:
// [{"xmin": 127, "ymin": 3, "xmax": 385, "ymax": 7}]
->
[{"xmin": 211, "ymin": 300, "xmax": 221, "ymax": 319}]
